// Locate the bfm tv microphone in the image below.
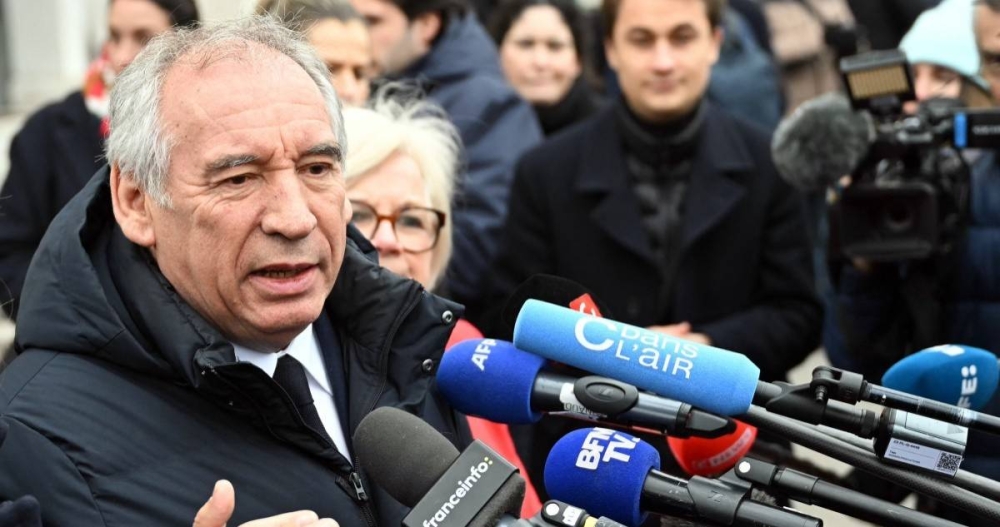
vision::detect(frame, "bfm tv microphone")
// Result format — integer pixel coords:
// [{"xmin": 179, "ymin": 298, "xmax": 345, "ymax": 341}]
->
[
  {"xmin": 437, "ymin": 339, "xmax": 732, "ymax": 437},
  {"xmin": 512, "ymin": 300, "xmax": 759, "ymax": 416},
  {"xmin": 882, "ymin": 344, "xmax": 999, "ymax": 410},
  {"xmin": 770, "ymin": 91, "xmax": 874, "ymax": 192},
  {"xmin": 544, "ymin": 427, "xmax": 819, "ymax": 527},
  {"xmin": 667, "ymin": 420, "xmax": 758, "ymax": 477},
  {"xmin": 353, "ymin": 407, "xmax": 626, "ymax": 527}
]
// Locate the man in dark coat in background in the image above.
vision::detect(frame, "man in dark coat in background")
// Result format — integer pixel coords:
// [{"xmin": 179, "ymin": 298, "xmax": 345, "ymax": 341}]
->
[
  {"xmin": 475, "ymin": 0, "xmax": 821, "ymax": 504},
  {"xmin": 0, "ymin": 0, "xmax": 199, "ymax": 321},
  {"xmin": 349, "ymin": 0, "xmax": 542, "ymax": 306},
  {"xmin": 0, "ymin": 17, "xmax": 463, "ymax": 527}
]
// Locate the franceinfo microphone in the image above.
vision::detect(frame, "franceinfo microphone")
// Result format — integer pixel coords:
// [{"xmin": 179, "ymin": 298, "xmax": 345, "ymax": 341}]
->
[
  {"xmin": 512, "ymin": 300, "xmax": 759, "ymax": 416},
  {"xmin": 354, "ymin": 407, "xmax": 525, "ymax": 527},
  {"xmin": 353, "ymin": 407, "xmax": 626, "ymax": 527},
  {"xmin": 883, "ymin": 344, "xmax": 1000, "ymax": 410},
  {"xmin": 437, "ymin": 339, "xmax": 733, "ymax": 438},
  {"xmin": 544, "ymin": 427, "xmax": 819, "ymax": 527}
]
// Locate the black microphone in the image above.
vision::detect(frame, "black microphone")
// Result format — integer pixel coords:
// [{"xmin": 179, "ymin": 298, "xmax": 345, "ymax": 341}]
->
[
  {"xmin": 771, "ymin": 92, "xmax": 874, "ymax": 191},
  {"xmin": 501, "ymin": 274, "xmax": 614, "ymax": 331},
  {"xmin": 353, "ymin": 407, "xmax": 627, "ymax": 527}
]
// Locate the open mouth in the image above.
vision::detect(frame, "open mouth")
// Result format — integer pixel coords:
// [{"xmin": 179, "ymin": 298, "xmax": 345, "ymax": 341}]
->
[{"xmin": 251, "ymin": 264, "xmax": 315, "ymax": 279}]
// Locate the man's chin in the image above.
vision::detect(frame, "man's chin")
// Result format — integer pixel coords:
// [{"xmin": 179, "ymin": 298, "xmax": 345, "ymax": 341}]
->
[{"xmin": 239, "ymin": 306, "xmax": 325, "ymax": 351}]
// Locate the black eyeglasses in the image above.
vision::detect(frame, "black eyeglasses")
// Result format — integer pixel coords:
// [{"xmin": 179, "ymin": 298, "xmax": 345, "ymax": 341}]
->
[{"xmin": 349, "ymin": 200, "xmax": 447, "ymax": 254}]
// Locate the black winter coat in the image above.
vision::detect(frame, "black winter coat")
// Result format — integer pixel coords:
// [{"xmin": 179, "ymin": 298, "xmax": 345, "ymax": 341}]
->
[
  {"xmin": 0, "ymin": 91, "xmax": 105, "ymax": 320},
  {"xmin": 0, "ymin": 169, "xmax": 465, "ymax": 526},
  {"xmin": 476, "ymin": 101, "xmax": 821, "ymax": 384},
  {"xmin": 481, "ymin": 102, "xmax": 821, "ymax": 509}
]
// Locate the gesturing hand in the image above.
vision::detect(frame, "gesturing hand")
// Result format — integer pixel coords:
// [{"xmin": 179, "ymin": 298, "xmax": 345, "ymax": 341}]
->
[{"xmin": 193, "ymin": 480, "xmax": 340, "ymax": 527}]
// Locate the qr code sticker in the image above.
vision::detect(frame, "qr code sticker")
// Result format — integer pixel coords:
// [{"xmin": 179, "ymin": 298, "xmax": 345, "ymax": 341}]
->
[{"xmin": 936, "ymin": 453, "xmax": 962, "ymax": 474}]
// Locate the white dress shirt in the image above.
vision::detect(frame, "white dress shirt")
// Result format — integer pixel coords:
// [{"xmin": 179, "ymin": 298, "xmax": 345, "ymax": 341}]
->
[{"xmin": 233, "ymin": 325, "xmax": 351, "ymax": 460}]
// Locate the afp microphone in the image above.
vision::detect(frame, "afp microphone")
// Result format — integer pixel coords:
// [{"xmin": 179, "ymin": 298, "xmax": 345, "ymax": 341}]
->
[
  {"xmin": 883, "ymin": 344, "xmax": 999, "ymax": 410},
  {"xmin": 437, "ymin": 339, "xmax": 732, "ymax": 437},
  {"xmin": 512, "ymin": 300, "xmax": 759, "ymax": 416},
  {"xmin": 771, "ymin": 92, "xmax": 874, "ymax": 191},
  {"xmin": 544, "ymin": 427, "xmax": 819, "ymax": 527}
]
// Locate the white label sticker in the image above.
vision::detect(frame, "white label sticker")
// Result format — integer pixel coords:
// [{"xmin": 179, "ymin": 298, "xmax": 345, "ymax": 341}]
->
[
  {"xmin": 884, "ymin": 439, "xmax": 962, "ymax": 476},
  {"xmin": 552, "ymin": 383, "xmax": 604, "ymax": 419}
]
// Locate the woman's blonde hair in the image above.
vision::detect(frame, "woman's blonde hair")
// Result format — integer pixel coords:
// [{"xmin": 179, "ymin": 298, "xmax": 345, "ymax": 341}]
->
[{"xmin": 343, "ymin": 89, "xmax": 462, "ymax": 290}]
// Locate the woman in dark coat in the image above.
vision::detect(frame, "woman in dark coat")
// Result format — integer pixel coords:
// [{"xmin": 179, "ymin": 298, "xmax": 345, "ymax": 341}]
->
[
  {"xmin": 489, "ymin": 0, "xmax": 603, "ymax": 136},
  {"xmin": 0, "ymin": 0, "xmax": 198, "ymax": 321}
]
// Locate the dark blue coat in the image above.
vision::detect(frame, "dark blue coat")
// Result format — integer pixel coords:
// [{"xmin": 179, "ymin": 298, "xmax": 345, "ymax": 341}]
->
[
  {"xmin": 0, "ymin": 91, "xmax": 105, "ymax": 320},
  {"xmin": 402, "ymin": 13, "xmax": 543, "ymax": 304},
  {"xmin": 0, "ymin": 169, "xmax": 466, "ymax": 526}
]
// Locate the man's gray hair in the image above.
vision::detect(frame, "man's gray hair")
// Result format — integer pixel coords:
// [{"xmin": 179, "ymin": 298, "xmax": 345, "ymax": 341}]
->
[
  {"xmin": 257, "ymin": 0, "xmax": 364, "ymax": 31},
  {"xmin": 106, "ymin": 15, "xmax": 345, "ymax": 207}
]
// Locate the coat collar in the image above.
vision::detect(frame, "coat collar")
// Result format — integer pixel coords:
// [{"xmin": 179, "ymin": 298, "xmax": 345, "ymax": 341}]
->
[{"xmin": 574, "ymin": 100, "xmax": 755, "ymax": 266}]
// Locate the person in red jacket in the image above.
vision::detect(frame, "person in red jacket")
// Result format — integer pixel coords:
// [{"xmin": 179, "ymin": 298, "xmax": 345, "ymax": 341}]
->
[{"xmin": 342, "ymin": 90, "xmax": 542, "ymax": 517}]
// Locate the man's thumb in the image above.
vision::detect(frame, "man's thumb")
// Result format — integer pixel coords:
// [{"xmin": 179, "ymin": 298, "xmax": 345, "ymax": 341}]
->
[{"xmin": 193, "ymin": 480, "xmax": 236, "ymax": 527}]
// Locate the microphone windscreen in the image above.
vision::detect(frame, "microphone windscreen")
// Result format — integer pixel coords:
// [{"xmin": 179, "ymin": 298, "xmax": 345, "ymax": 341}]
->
[
  {"xmin": 771, "ymin": 92, "xmax": 873, "ymax": 191},
  {"xmin": 437, "ymin": 339, "xmax": 546, "ymax": 424},
  {"xmin": 668, "ymin": 420, "xmax": 757, "ymax": 476},
  {"xmin": 502, "ymin": 274, "xmax": 613, "ymax": 329},
  {"xmin": 353, "ymin": 407, "xmax": 459, "ymax": 506},
  {"xmin": 513, "ymin": 300, "xmax": 759, "ymax": 416},
  {"xmin": 544, "ymin": 428, "xmax": 659, "ymax": 527},
  {"xmin": 882, "ymin": 344, "xmax": 999, "ymax": 410}
]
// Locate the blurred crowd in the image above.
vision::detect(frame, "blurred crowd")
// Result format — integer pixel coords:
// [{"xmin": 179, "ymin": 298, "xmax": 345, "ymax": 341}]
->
[{"xmin": 0, "ymin": 0, "xmax": 998, "ymax": 525}]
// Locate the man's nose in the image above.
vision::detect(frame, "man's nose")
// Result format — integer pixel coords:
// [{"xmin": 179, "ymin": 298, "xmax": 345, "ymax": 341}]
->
[
  {"xmin": 651, "ymin": 41, "xmax": 677, "ymax": 72},
  {"xmin": 261, "ymin": 177, "xmax": 318, "ymax": 239},
  {"xmin": 335, "ymin": 71, "xmax": 366, "ymax": 106}
]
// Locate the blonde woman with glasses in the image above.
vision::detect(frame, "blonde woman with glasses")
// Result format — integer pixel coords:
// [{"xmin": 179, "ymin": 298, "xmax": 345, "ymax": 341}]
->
[{"xmin": 343, "ymin": 92, "xmax": 544, "ymax": 518}]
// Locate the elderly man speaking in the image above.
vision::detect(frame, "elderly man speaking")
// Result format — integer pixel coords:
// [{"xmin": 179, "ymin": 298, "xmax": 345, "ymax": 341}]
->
[{"xmin": 0, "ymin": 16, "xmax": 464, "ymax": 527}]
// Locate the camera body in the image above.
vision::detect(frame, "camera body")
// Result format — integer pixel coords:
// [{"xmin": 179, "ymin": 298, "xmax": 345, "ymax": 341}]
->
[{"xmin": 835, "ymin": 50, "xmax": 1000, "ymax": 261}]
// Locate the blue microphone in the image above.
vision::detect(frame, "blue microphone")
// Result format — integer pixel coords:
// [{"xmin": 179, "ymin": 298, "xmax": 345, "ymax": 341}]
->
[
  {"xmin": 512, "ymin": 300, "xmax": 760, "ymax": 416},
  {"xmin": 544, "ymin": 428, "xmax": 820, "ymax": 527},
  {"xmin": 437, "ymin": 339, "xmax": 734, "ymax": 435},
  {"xmin": 544, "ymin": 428, "xmax": 659, "ymax": 526},
  {"xmin": 882, "ymin": 345, "xmax": 999, "ymax": 410},
  {"xmin": 438, "ymin": 339, "xmax": 547, "ymax": 424}
]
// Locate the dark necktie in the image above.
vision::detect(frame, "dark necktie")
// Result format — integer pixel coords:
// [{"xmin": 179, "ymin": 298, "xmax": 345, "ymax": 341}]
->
[{"xmin": 273, "ymin": 354, "xmax": 333, "ymax": 445}]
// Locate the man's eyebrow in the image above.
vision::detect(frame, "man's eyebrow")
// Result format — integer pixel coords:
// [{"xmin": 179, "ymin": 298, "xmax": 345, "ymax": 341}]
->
[
  {"xmin": 206, "ymin": 153, "xmax": 259, "ymax": 173},
  {"xmin": 304, "ymin": 143, "xmax": 344, "ymax": 163}
]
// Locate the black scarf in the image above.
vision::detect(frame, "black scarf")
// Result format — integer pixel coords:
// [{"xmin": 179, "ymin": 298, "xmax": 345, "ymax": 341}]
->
[
  {"xmin": 615, "ymin": 98, "xmax": 706, "ymax": 314},
  {"xmin": 533, "ymin": 76, "xmax": 604, "ymax": 136}
]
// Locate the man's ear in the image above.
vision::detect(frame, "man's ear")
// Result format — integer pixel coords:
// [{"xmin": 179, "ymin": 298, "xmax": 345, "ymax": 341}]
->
[
  {"xmin": 605, "ymin": 36, "xmax": 620, "ymax": 73},
  {"xmin": 110, "ymin": 163, "xmax": 156, "ymax": 248},
  {"xmin": 412, "ymin": 11, "xmax": 442, "ymax": 50},
  {"xmin": 708, "ymin": 25, "xmax": 724, "ymax": 65}
]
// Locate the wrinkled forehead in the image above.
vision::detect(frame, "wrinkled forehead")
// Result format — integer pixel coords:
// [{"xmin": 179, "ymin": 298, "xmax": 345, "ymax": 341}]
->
[
  {"xmin": 158, "ymin": 46, "xmax": 337, "ymax": 164},
  {"xmin": 163, "ymin": 45, "xmax": 326, "ymax": 115}
]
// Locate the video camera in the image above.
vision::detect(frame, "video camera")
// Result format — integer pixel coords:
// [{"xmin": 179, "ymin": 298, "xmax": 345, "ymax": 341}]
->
[{"xmin": 835, "ymin": 49, "xmax": 1000, "ymax": 261}]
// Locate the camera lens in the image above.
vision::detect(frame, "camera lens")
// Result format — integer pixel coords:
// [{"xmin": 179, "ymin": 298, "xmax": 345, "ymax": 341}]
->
[{"xmin": 882, "ymin": 202, "xmax": 915, "ymax": 233}]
